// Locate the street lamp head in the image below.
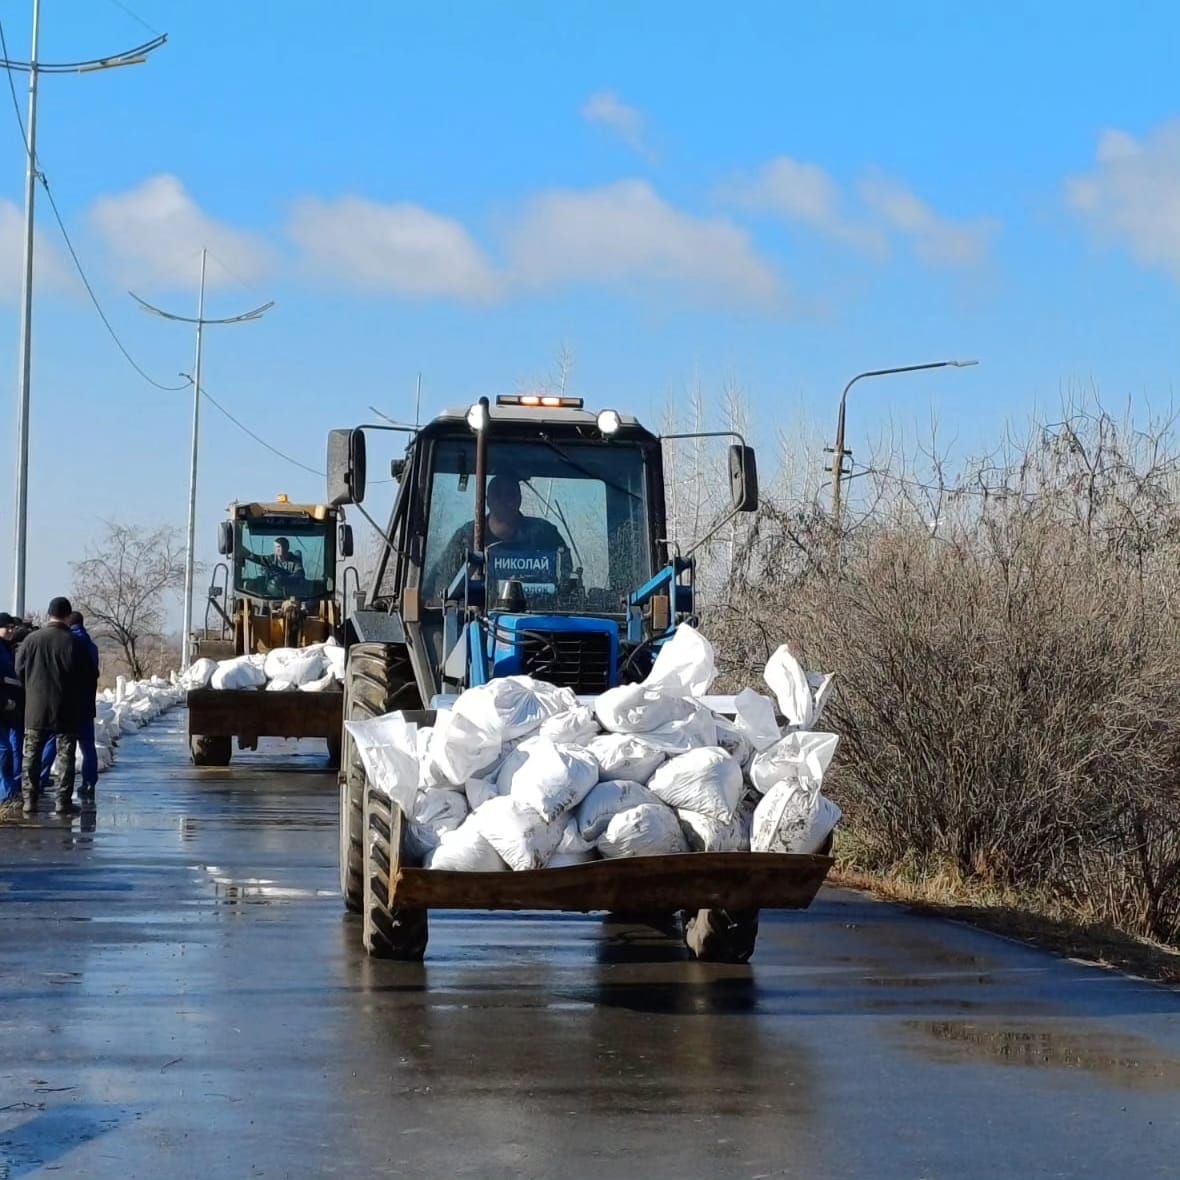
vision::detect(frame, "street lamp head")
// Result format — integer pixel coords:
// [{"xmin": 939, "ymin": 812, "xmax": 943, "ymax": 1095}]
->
[{"xmin": 949, "ymin": 359, "xmax": 980, "ymax": 367}]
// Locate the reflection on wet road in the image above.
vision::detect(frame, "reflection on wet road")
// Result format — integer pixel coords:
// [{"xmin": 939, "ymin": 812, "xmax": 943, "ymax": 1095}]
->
[{"xmin": 2, "ymin": 714, "xmax": 1178, "ymax": 1178}]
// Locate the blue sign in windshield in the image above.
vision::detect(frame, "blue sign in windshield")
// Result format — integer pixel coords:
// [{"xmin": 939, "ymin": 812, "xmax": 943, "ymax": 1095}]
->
[{"xmin": 489, "ymin": 548, "xmax": 559, "ymax": 586}]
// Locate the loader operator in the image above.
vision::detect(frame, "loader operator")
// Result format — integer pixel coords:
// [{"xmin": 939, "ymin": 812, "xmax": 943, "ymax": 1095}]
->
[
  {"xmin": 430, "ymin": 476, "xmax": 570, "ymax": 598},
  {"xmin": 243, "ymin": 537, "xmax": 305, "ymax": 594}
]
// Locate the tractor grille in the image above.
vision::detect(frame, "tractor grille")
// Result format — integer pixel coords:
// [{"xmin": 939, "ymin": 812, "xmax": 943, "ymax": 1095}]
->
[{"xmin": 517, "ymin": 629, "xmax": 613, "ymax": 695}]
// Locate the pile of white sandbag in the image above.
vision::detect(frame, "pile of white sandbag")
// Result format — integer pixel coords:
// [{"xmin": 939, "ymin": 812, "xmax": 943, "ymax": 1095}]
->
[
  {"xmin": 180, "ymin": 638, "xmax": 345, "ymax": 694},
  {"xmin": 91, "ymin": 673, "xmax": 187, "ymax": 776},
  {"xmin": 346, "ymin": 626, "xmax": 842, "ymax": 873}
]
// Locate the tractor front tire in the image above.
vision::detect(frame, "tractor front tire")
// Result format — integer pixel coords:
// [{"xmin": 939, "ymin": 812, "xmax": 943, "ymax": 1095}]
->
[
  {"xmin": 340, "ymin": 644, "xmax": 421, "ymax": 916},
  {"xmin": 191, "ymin": 735, "xmax": 232, "ymax": 767},
  {"xmin": 363, "ymin": 784, "xmax": 428, "ymax": 960}
]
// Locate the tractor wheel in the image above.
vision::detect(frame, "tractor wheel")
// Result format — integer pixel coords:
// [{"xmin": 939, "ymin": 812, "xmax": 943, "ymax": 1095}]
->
[
  {"xmin": 682, "ymin": 908, "xmax": 760, "ymax": 963},
  {"xmin": 191, "ymin": 735, "xmax": 232, "ymax": 767},
  {"xmin": 325, "ymin": 729, "xmax": 342, "ymax": 770},
  {"xmin": 363, "ymin": 783, "xmax": 428, "ymax": 960},
  {"xmin": 339, "ymin": 643, "xmax": 421, "ymax": 915}
]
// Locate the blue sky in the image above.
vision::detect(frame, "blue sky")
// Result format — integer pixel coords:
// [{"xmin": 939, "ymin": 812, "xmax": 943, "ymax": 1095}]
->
[{"xmin": 2, "ymin": 0, "xmax": 1179, "ymax": 618}]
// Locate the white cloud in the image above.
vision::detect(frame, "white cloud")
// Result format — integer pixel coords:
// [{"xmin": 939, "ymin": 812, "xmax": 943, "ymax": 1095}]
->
[
  {"xmin": 288, "ymin": 196, "xmax": 500, "ymax": 301},
  {"xmin": 722, "ymin": 156, "xmax": 888, "ymax": 257},
  {"xmin": 505, "ymin": 179, "xmax": 783, "ymax": 305},
  {"xmin": 0, "ymin": 200, "xmax": 72, "ymax": 300},
  {"xmin": 859, "ymin": 173, "xmax": 995, "ymax": 267},
  {"xmin": 1066, "ymin": 121, "xmax": 1180, "ymax": 280},
  {"xmin": 90, "ymin": 174, "xmax": 275, "ymax": 290},
  {"xmin": 581, "ymin": 91, "xmax": 651, "ymax": 158}
]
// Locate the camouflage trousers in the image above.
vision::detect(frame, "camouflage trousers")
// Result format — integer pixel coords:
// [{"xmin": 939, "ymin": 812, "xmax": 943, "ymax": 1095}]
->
[{"xmin": 23, "ymin": 728, "xmax": 76, "ymax": 808}]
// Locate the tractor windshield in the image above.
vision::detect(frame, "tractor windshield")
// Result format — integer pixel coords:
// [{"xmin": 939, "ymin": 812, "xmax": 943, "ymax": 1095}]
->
[
  {"xmin": 422, "ymin": 437, "xmax": 652, "ymax": 613},
  {"xmin": 235, "ymin": 519, "xmax": 332, "ymax": 602}
]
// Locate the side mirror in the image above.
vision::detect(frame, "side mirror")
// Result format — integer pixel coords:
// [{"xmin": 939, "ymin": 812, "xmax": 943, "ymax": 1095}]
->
[
  {"xmin": 390, "ymin": 457, "xmax": 407, "ymax": 481},
  {"xmin": 327, "ymin": 428, "xmax": 367, "ymax": 507},
  {"xmin": 339, "ymin": 523, "xmax": 354, "ymax": 559},
  {"xmin": 728, "ymin": 445, "xmax": 759, "ymax": 512},
  {"xmin": 217, "ymin": 520, "xmax": 234, "ymax": 555}
]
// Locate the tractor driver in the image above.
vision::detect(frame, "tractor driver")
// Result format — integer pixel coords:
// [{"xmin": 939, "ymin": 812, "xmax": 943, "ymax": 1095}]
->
[
  {"xmin": 244, "ymin": 537, "xmax": 305, "ymax": 591},
  {"xmin": 430, "ymin": 475, "xmax": 569, "ymax": 598}
]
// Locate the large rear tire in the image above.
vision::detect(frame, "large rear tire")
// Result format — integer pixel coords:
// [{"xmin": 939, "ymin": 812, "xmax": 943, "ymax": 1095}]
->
[
  {"xmin": 191, "ymin": 735, "xmax": 232, "ymax": 767},
  {"xmin": 363, "ymin": 783, "xmax": 429, "ymax": 960},
  {"xmin": 340, "ymin": 643, "xmax": 421, "ymax": 915},
  {"xmin": 682, "ymin": 908, "xmax": 760, "ymax": 963}
]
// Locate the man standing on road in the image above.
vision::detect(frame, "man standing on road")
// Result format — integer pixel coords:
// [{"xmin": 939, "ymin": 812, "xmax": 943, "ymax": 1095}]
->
[
  {"xmin": 16, "ymin": 597, "xmax": 95, "ymax": 816},
  {"xmin": 0, "ymin": 613, "xmax": 23, "ymax": 807},
  {"xmin": 67, "ymin": 611, "xmax": 101, "ymax": 805}
]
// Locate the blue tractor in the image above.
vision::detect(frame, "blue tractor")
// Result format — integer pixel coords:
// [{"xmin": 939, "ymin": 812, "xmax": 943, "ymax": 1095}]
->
[{"xmin": 329, "ymin": 397, "xmax": 830, "ymax": 960}]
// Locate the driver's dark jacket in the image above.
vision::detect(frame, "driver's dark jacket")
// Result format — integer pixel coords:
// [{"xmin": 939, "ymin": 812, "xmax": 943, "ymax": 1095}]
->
[{"xmin": 431, "ymin": 515, "xmax": 567, "ymax": 597}]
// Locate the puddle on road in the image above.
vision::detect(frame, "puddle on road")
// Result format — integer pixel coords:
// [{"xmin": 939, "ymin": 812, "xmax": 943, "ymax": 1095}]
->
[
  {"xmin": 901, "ymin": 1020, "xmax": 1180, "ymax": 1090},
  {"xmin": 191, "ymin": 864, "xmax": 336, "ymax": 905}
]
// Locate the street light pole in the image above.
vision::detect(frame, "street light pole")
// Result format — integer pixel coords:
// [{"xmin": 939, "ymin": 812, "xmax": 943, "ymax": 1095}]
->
[
  {"xmin": 130, "ymin": 265, "xmax": 274, "ymax": 668},
  {"xmin": 7, "ymin": 13, "xmax": 168, "ymax": 615},
  {"xmin": 830, "ymin": 360, "xmax": 979, "ymax": 523},
  {"xmin": 11, "ymin": 0, "xmax": 40, "ymax": 618}
]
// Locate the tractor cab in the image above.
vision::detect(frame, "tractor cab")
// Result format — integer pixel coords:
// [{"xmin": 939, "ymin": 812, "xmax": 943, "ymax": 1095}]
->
[{"xmin": 329, "ymin": 396, "xmax": 757, "ymax": 706}]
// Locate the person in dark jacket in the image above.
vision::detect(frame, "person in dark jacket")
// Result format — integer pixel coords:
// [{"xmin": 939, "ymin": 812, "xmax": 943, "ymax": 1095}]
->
[
  {"xmin": 67, "ymin": 611, "xmax": 100, "ymax": 801},
  {"xmin": 0, "ymin": 612, "xmax": 23, "ymax": 805},
  {"xmin": 15, "ymin": 597, "xmax": 96, "ymax": 816}
]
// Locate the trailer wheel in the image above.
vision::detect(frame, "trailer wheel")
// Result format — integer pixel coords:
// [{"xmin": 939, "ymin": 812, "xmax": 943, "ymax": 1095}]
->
[
  {"xmin": 325, "ymin": 730, "xmax": 341, "ymax": 770},
  {"xmin": 191, "ymin": 735, "xmax": 232, "ymax": 767},
  {"xmin": 340, "ymin": 643, "xmax": 421, "ymax": 915},
  {"xmin": 682, "ymin": 908, "xmax": 760, "ymax": 963},
  {"xmin": 363, "ymin": 783, "xmax": 428, "ymax": 960}
]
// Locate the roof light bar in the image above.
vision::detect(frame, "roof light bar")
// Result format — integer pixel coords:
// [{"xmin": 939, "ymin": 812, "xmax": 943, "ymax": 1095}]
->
[{"xmin": 496, "ymin": 394, "xmax": 584, "ymax": 409}]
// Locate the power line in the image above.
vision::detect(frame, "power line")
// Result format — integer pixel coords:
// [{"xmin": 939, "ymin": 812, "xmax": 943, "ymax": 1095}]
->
[{"xmin": 106, "ymin": 0, "xmax": 161, "ymax": 38}]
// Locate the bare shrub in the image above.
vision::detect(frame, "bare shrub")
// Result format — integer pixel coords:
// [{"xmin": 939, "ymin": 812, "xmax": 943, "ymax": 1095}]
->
[{"xmin": 709, "ymin": 398, "xmax": 1180, "ymax": 945}]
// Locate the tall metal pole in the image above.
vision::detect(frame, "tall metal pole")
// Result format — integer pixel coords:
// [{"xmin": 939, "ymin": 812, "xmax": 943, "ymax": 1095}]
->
[
  {"xmin": 830, "ymin": 360, "xmax": 979, "ymax": 525},
  {"xmin": 180, "ymin": 249, "xmax": 207, "ymax": 667},
  {"xmin": 11, "ymin": 0, "xmax": 40, "ymax": 617}
]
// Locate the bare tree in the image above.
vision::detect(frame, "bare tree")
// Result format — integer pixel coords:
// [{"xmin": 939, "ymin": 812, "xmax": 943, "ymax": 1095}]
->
[{"xmin": 71, "ymin": 521, "xmax": 187, "ymax": 680}]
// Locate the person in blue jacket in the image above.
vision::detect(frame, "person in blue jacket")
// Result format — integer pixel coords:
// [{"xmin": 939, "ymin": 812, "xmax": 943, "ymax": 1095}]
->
[{"xmin": 0, "ymin": 612, "xmax": 22, "ymax": 805}]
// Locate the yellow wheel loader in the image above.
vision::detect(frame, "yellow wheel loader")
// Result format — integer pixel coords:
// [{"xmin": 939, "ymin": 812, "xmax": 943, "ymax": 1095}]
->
[{"xmin": 187, "ymin": 497, "xmax": 356, "ymax": 767}]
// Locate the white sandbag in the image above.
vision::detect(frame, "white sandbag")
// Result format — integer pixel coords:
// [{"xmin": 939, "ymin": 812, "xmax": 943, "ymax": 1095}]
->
[
  {"xmin": 343, "ymin": 711, "xmax": 420, "ymax": 817},
  {"xmin": 549, "ymin": 850, "xmax": 598, "ymax": 867},
  {"xmin": 556, "ymin": 815, "xmax": 594, "ymax": 856},
  {"xmin": 210, "ymin": 656, "xmax": 267, "ymax": 691},
  {"xmin": 539, "ymin": 705, "xmax": 599, "ymax": 746},
  {"xmin": 734, "ymin": 688, "xmax": 781, "ymax": 752},
  {"xmin": 496, "ymin": 736, "xmax": 599, "ymax": 822},
  {"xmin": 679, "ymin": 790, "xmax": 757, "ymax": 852},
  {"xmin": 749, "ymin": 731, "xmax": 839, "ymax": 795},
  {"xmin": 598, "ymin": 802, "xmax": 688, "ymax": 859},
  {"xmin": 713, "ymin": 715, "xmax": 753, "ymax": 769},
  {"xmin": 595, "ymin": 683, "xmax": 697, "ymax": 735},
  {"xmin": 644, "ymin": 705, "xmax": 719, "ymax": 753},
  {"xmin": 646, "ymin": 747, "xmax": 742, "ymax": 821},
  {"xmin": 751, "ymin": 781, "xmax": 842, "ymax": 855},
  {"xmin": 406, "ymin": 789, "xmax": 469, "ymax": 856},
  {"xmin": 764, "ymin": 645, "xmax": 834, "ymax": 730},
  {"xmin": 470, "ymin": 796, "xmax": 565, "ymax": 871},
  {"xmin": 263, "ymin": 646, "xmax": 327, "ymax": 684},
  {"xmin": 266, "ymin": 679, "xmax": 295, "ymax": 692},
  {"xmin": 453, "ymin": 676, "xmax": 577, "ymax": 743},
  {"xmin": 587, "ymin": 733, "xmax": 666, "ymax": 784},
  {"xmin": 644, "ymin": 624, "xmax": 716, "ymax": 698},
  {"xmin": 184, "ymin": 657, "xmax": 217, "ymax": 689},
  {"xmin": 465, "ymin": 776, "xmax": 505, "ymax": 811},
  {"xmin": 324, "ymin": 643, "xmax": 346, "ymax": 682},
  {"xmin": 420, "ymin": 708, "xmax": 502, "ymax": 790},
  {"xmin": 427, "ymin": 822, "xmax": 508, "ymax": 872},
  {"xmin": 575, "ymin": 779, "xmax": 659, "ymax": 843},
  {"xmin": 299, "ymin": 671, "xmax": 337, "ymax": 693}
]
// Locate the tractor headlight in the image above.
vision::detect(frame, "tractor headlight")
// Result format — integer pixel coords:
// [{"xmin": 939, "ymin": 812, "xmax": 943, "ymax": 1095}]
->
[
  {"xmin": 596, "ymin": 408, "xmax": 621, "ymax": 436},
  {"xmin": 466, "ymin": 402, "xmax": 488, "ymax": 432}
]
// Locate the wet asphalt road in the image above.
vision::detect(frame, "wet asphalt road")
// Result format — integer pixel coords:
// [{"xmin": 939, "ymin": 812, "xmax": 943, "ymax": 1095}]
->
[{"xmin": 1, "ymin": 714, "xmax": 1179, "ymax": 1179}]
